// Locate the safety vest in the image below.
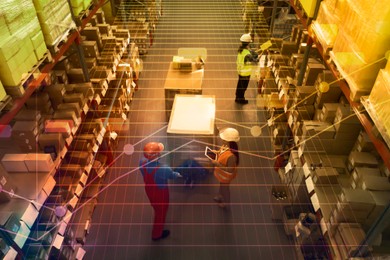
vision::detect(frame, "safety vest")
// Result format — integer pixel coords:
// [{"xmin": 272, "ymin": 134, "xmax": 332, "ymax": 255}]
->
[
  {"xmin": 237, "ymin": 49, "xmax": 252, "ymax": 76},
  {"xmin": 214, "ymin": 150, "xmax": 237, "ymax": 183}
]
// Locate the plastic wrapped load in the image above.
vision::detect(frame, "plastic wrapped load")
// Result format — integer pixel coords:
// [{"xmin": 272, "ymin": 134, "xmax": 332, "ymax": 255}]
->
[
  {"xmin": 32, "ymin": 0, "xmax": 75, "ymax": 46},
  {"xmin": 0, "ymin": 0, "xmax": 46, "ymax": 87}
]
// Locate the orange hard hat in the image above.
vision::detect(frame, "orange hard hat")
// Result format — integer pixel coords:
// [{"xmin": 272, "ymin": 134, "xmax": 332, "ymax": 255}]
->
[{"xmin": 143, "ymin": 142, "xmax": 164, "ymax": 160}]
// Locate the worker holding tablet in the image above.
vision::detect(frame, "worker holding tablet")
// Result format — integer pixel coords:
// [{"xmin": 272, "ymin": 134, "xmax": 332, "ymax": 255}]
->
[{"xmin": 207, "ymin": 127, "xmax": 240, "ymax": 210}]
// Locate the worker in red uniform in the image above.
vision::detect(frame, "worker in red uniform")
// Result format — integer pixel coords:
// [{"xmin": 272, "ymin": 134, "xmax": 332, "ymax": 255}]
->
[{"xmin": 139, "ymin": 142, "xmax": 182, "ymax": 241}]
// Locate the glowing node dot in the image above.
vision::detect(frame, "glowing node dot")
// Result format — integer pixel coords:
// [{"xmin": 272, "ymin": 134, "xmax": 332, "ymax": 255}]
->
[
  {"xmin": 251, "ymin": 126, "xmax": 262, "ymax": 137},
  {"xmin": 319, "ymin": 82, "xmax": 330, "ymax": 93},
  {"xmin": 123, "ymin": 144, "xmax": 135, "ymax": 155},
  {"xmin": 55, "ymin": 206, "xmax": 67, "ymax": 218}
]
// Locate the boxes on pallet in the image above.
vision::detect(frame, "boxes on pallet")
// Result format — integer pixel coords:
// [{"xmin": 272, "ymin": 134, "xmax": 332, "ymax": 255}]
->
[
  {"xmin": 0, "ymin": 37, "xmax": 37, "ymax": 87},
  {"xmin": 338, "ymin": 188, "xmax": 376, "ymax": 213},
  {"xmin": 81, "ymin": 41, "xmax": 100, "ymax": 58},
  {"xmin": 312, "ymin": 167, "xmax": 339, "ymax": 185},
  {"xmin": 365, "ymin": 191, "xmax": 390, "ymax": 228},
  {"xmin": 70, "ymin": 0, "xmax": 84, "ymax": 16},
  {"xmin": 58, "ymin": 164, "xmax": 83, "ymax": 178},
  {"xmin": 44, "ymin": 120, "xmax": 72, "ymax": 138},
  {"xmin": 54, "ymin": 70, "xmax": 68, "ymax": 84},
  {"xmin": 63, "ymin": 92, "xmax": 85, "ymax": 107},
  {"xmin": 25, "ymin": 92, "xmax": 52, "ymax": 114},
  {"xmin": 333, "ymin": 105, "xmax": 361, "ymax": 131},
  {"xmin": 336, "ymin": 223, "xmax": 370, "ymax": 257},
  {"xmin": 355, "ymin": 174, "xmax": 390, "ymax": 191},
  {"xmin": 352, "ymin": 167, "xmax": 381, "ymax": 182},
  {"xmin": 52, "ymin": 110, "xmax": 79, "ymax": 128},
  {"xmin": 12, "ymin": 120, "xmax": 40, "ymax": 140},
  {"xmin": 38, "ymin": 133, "xmax": 65, "ymax": 154},
  {"xmin": 320, "ymin": 103, "xmax": 340, "ymax": 123},
  {"xmin": 303, "ymin": 63, "xmax": 326, "ymax": 86},
  {"xmin": 1, "ymin": 154, "xmax": 28, "ymax": 172},
  {"xmin": 81, "ymin": 27, "xmax": 103, "ymax": 51},
  {"xmin": 15, "ymin": 109, "xmax": 41, "ymax": 122},
  {"xmin": 348, "ymin": 151, "xmax": 379, "ymax": 170},
  {"xmin": 65, "ymin": 151, "xmax": 92, "ymax": 166},
  {"xmin": 44, "ymin": 84, "xmax": 66, "ymax": 109},
  {"xmin": 302, "ymin": 120, "xmax": 336, "ymax": 139},
  {"xmin": 353, "ymin": 131, "xmax": 375, "ymax": 152},
  {"xmin": 33, "ymin": 0, "xmax": 75, "ymax": 46},
  {"xmin": 24, "ymin": 153, "xmax": 54, "ymax": 173},
  {"xmin": 57, "ymin": 103, "xmax": 82, "ymax": 118},
  {"xmin": 294, "ymin": 86, "xmax": 317, "ymax": 105},
  {"xmin": 67, "ymin": 68, "xmax": 86, "ymax": 83}
]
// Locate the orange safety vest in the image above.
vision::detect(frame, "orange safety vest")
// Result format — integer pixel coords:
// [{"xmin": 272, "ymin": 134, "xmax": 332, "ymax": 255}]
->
[{"xmin": 214, "ymin": 150, "xmax": 237, "ymax": 183}]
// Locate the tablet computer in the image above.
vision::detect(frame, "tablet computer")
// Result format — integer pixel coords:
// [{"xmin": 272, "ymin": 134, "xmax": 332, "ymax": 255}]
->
[{"xmin": 205, "ymin": 146, "xmax": 217, "ymax": 160}]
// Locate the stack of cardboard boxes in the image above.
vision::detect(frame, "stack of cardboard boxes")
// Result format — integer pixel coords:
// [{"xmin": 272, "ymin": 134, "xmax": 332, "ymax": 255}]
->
[
  {"xmin": 0, "ymin": 0, "xmax": 47, "ymax": 94},
  {"xmin": 32, "ymin": 0, "xmax": 75, "ymax": 47}
]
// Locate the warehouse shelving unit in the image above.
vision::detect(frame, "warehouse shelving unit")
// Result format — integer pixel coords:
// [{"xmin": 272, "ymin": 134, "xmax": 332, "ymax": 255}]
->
[
  {"xmin": 0, "ymin": 1, "xmax": 117, "ymax": 258},
  {"xmin": 289, "ymin": 0, "xmax": 390, "ymax": 170},
  {"xmin": 265, "ymin": 0, "xmax": 390, "ymax": 259},
  {"xmin": 0, "ymin": 0, "xmax": 106, "ymax": 133}
]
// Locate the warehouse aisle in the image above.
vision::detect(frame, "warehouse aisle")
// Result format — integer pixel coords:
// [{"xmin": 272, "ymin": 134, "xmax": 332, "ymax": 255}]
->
[{"xmin": 85, "ymin": 0, "xmax": 296, "ymax": 259}]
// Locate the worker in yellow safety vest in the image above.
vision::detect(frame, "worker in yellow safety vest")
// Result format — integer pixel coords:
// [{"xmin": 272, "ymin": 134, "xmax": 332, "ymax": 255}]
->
[{"xmin": 235, "ymin": 33, "xmax": 259, "ymax": 104}]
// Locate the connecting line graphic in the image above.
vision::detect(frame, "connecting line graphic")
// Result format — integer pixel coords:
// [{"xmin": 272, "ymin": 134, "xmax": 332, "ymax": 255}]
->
[
  {"xmin": 5, "ymin": 54, "xmax": 390, "ymax": 242},
  {"xmin": 30, "ymin": 139, "xmax": 196, "ymax": 242}
]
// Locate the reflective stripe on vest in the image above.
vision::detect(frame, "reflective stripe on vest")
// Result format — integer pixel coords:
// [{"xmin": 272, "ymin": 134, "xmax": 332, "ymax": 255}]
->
[
  {"xmin": 237, "ymin": 49, "xmax": 252, "ymax": 76},
  {"xmin": 214, "ymin": 150, "xmax": 237, "ymax": 183}
]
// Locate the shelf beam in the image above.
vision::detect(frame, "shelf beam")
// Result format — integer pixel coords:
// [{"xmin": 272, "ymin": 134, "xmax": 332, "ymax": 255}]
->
[{"xmin": 0, "ymin": 0, "xmax": 105, "ymax": 134}]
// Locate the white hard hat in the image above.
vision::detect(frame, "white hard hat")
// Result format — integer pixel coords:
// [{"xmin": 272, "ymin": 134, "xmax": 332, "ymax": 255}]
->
[
  {"xmin": 219, "ymin": 127, "xmax": 240, "ymax": 142},
  {"xmin": 240, "ymin": 33, "xmax": 252, "ymax": 43}
]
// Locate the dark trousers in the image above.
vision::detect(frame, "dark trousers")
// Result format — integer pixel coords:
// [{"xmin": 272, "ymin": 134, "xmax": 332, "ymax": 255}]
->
[{"xmin": 235, "ymin": 75, "xmax": 250, "ymax": 100}]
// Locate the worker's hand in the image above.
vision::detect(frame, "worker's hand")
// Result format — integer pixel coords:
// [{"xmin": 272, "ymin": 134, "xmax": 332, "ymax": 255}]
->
[{"xmin": 174, "ymin": 172, "xmax": 183, "ymax": 178}]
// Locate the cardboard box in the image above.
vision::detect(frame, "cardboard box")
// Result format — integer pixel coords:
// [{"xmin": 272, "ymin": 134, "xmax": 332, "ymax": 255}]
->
[
  {"xmin": 302, "ymin": 120, "xmax": 336, "ymax": 139},
  {"xmin": 321, "ymin": 103, "xmax": 340, "ymax": 123},
  {"xmin": 1, "ymin": 154, "xmax": 28, "ymax": 172},
  {"xmin": 312, "ymin": 167, "xmax": 339, "ymax": 185},
  {"xmin": 44, "ymin": 84, "xmax": 66, "ymax": 109},
  {"xmin": 65, "ymin": 151, "xmax": 92, "ymax": 166},
  {"xmin": 15, "ymin": 109, "xmax": 41, "ymax": 122},
  {"xmin": 44, "ymin": 120, "xmax": 72, "ymax": 137},
  {"xmin": 81, "ymin": 41, "xmax": 99, "ymax": 58},
  {"xmin": 337, "ymin": 223, "xmax": 370, "ymax": 256},
  {"xmin": 57, "ymin": 103, "xmax": 81, "ymax": 118},
  {"xmin": 24, "ymin": 153, "xmax": 54, "ymax": 173},
  {"xmin": 338, "ymin": 188, "xmax": 376, "ymax": 212},
  {"xmin": 58, "ymin": 164, "xmax": 83, "ymax": 178},
  {"xmin": 67, "ymin": 68, "xmax": 86, "ymax": 83},
  {"xmin": 366, "ymin": 191, "xmax": 390, "ymax": 227},
  {"xmin": 348, "ymin": 151, "xmax": 379, "ymax": 169},
  {"xmin": 352, "ymin": 167, "xmax": 382, "ymax": 182},
  {"xmin": 38, "ymin": 133, "xmax": 65, "ymax": 153},
  {"xmin": 358, "ymin": 175, "xmax": 390, "ymax": 191},
  {"xmin": 12, "ymin": 120, "xmax": 39, "ymax": 136},
  {"xmin": 53, "ymin": 110, "xmax": 79, "ymax": 127},
  {"xmin": 63, "ymin": 92, "xmax": 85, "ymax": 107}
]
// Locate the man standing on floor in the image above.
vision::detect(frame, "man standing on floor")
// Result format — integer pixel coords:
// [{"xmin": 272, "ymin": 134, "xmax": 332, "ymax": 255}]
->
[
  {"xmin": 139, "ymin": 142, "xmax": 182, "ymax": 241},
  {"xmin": 235, "ymin": 33, "xmax": 259, "ymax": 104}
]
